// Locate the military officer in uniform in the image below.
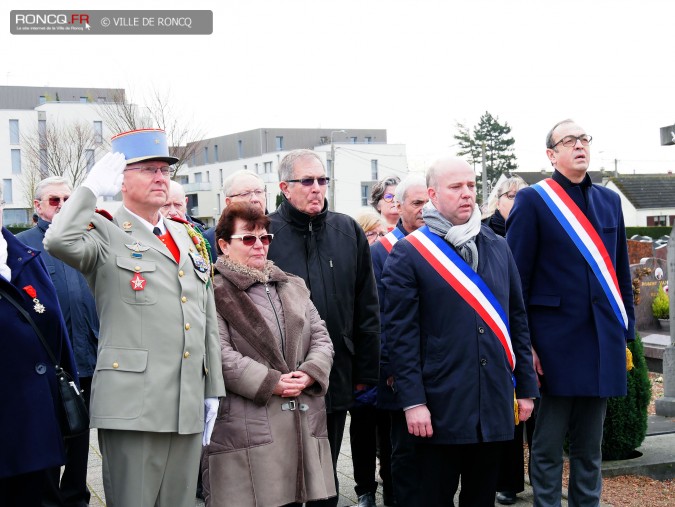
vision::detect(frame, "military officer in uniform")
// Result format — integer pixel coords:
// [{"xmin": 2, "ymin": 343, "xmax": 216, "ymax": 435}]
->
[{"xmin": 45, "ymin": 129, "xmax": 225, "ymax": 507}]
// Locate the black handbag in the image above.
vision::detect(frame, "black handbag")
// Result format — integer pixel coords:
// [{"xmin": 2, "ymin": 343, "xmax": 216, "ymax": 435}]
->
[{"xmin": 0, "ymin": 287, "xmax": 89, "ymax": 438}]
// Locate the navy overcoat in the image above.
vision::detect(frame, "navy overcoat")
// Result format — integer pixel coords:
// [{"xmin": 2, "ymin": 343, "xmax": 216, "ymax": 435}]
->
[
  {"xmin": 1, "ymin": 228, "xmax": 77, "ymax": 478},
  {"xmin": 382, "ymin": 225, "xmax": 538, "ymax": 445},
  {"xmin": 506, "ymin": 172, "xmax": 635, "ymax": 397}
]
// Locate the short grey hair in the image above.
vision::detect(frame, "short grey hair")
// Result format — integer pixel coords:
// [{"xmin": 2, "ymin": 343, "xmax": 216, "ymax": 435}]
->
[
  {"xmin": 278, "ymin": 149, "xmax": 324, "ymax": 182},
  {"xmin": 222, "ymin": 170, "xmax": 265, "ymax": 196},
  {"xmin": 546, "ymin": 119, "xmax": 575, "ymax": 149},
  {"xmin": 35, "ymin": 176, "xmax": 71, "ymax": 200},
  {"xmin": 394, "ymin": 174, "xmax": 426, "ymax": 203}
]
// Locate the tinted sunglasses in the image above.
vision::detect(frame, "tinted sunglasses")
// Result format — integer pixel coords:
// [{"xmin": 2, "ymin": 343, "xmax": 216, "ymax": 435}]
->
[
  {"xmin": 47, "ymin": 196, "xmax": 69, "ymax": 206},
  {"xmin": 286, "ymin": 177, "xmax": 330, "ymax": 186},
  {"xmin": 229, "ymin": 233, "xmax": 274, "ymax": 246}
]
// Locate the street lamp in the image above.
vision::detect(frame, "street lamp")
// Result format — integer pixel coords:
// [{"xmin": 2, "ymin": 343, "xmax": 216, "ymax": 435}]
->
[{"xmin": 329, "ymin": 130, "xmax": 346, "ymax": 211}]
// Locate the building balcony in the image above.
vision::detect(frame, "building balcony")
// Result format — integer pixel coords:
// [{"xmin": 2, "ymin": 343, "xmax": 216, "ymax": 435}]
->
[{"xmin": 182, "ymin": 181, "xmax": 213, "ymax": 192}]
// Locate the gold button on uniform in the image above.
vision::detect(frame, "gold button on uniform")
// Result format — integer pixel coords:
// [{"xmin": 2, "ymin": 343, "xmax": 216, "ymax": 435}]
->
[
  {"xmin": 134, "ymin": 266, "xmax": 141, "ymax": 271},
  {"xmin": 185, "ymin": 323, "xmax": 191, "ymax": 330},
  {"xmin": 184, "ymin": 351, "xmax": 190, "ymax": 359},
  {"xmin": 178, "ymin": 270, "xmax": 184, "ymax": 277},
  {"xmin": 181, "ymin": 296, "xmax": 187, "ymax": 303},
  {"xmin": 112, "ymin": 362, "xmax": 119, "ymax": 369}
]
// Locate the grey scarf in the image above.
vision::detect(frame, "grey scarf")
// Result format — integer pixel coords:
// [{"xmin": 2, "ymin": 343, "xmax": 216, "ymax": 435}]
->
[{"xmin": 422, "ymin": 201, "xmax": 482, "ymax": 271}]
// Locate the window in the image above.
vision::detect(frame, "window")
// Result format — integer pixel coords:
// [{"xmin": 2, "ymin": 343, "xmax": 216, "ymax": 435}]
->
[
  {"xmin": 264, "ymin": 161, "xmax": 273, "ymax": 174},
  {"xmin": 365, "ymin": 137, "xmax": 372, "ymax": 143},
  {"xmin": 275, "ymin": 136, "xmax": 284, "ymax": 151},
  {"xmin": 216, "ymin": 193, "xmax": 222, "ymax": 215},
  {"xmin": 9, "ymin": 120, "xmax": 19, "ymax": 145},
  {"xmin": 204, "ymin": 147, "xmax": 209, "ymax": 164},
  {"xmin": 255, "ymin": 163, "xmax": 261, "ymax": 174},
  {"xmin": 194, "ymin": 172, "xmax": 203, "ymax": 183},
  {"xmin": 191, "ymin": 152, "xmax": 196, "ymax": 167},
  {"xmin": 38, "ymin": 119, "xmax": 47, "ymax": 146},
  {"xmin": 80, "ymin": 97, "xmax": 88, "ymax": 103},
  {"xmin": 219, "ymin": 169, "xmax": 223, "ymax": 185},
  {"xmin": 237, "ymin": 140, "xmax": 243, "ymax": 159},
  {"xmin": 97, "ymin": 97, "xmax": 106, "ymax": 103},
  {"xmin": 361, "ymin": 184, "xmax": 369, "ymax": 206},
  {"xmin": 40, "ymin": 149, "xmax": 48, "ymax": 173},
  {"xmin": 206, "ymin": 171, "xmax": 210, "ymax": 183},
  {"xmin": 86, "ymin": 150, "xmax": 95, "ymax": 171},
  {"xmin": 349, "ymin": 137, "xmax": 357, "ymax": 144},
  {"xmin": 39, "ymin": 96, "xmax": 46, "ymax": 104},
  {"xmin": 214, "ymin": 145, "xmax": 219, "ymax": 162},
  {"xmin": 654, "ymin": 215, "xmax": 668, "ymax": 226},
  {"xmin": 177, "ymin": 175, "xmax": 188, "ymax": 184},
  {"xmin": 11, "ymin": 149, "xmax": 21, "ymax": 174},
  {"xmin": 94, "ymin": 121, "xmax": 103, "ymax": 144},
  {"xmin": 3, "ymin": 179, "xmax": 12, "ymax": 204},
  {"xmin": 371, "ymin": 160, "xmax": 378, "ymax": 180}
]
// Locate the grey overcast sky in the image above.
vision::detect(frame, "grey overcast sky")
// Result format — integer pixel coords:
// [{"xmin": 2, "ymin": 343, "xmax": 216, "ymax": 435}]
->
[{"xmin": 5, "ymin": 0, "xmax": 675, "ymax": 174}]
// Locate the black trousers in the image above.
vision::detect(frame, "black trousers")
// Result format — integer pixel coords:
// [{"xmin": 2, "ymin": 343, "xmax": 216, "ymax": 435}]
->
[
  {"xmin": 305, "ymin": 410, "xmax": 347, "ymax": 507},
  {"xmin": 348, "ymin": 405, "xmax": 392, "ymax": 497},
  {"xmin": 389, "ymin": 410, "xmax": 420, "ymax": 506},
  {"xmin": 496, "ymin": 410, "xmax": 537, "ymax": 494},
  {"xmin": 0, "ymin": 471, "xmax": 45, "ymax": 507},
  {"xmin": 42, "ymin": 376, "xmax": 92, "ymax": 507},
  {"xmin": 417, "ymin": 441, "xmax": 504, "ymax": 507}
]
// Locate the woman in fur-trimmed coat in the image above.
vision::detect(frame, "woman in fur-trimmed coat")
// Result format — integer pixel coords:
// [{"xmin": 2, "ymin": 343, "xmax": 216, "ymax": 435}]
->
[{"xmin": 202, "ymin": 202, "xmax": 335, "ymax": 507}]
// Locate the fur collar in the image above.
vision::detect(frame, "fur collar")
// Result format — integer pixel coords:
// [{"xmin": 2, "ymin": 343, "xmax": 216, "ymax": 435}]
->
[{"xmin": 214, "ymin": 257, "xmax": 288, "ymax": 289}]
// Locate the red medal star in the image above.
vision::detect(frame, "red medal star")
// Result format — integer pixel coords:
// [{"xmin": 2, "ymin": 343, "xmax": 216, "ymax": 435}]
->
[{"xmin": 130, "ymin": 273, "xmax": 147, "ymax": 291}]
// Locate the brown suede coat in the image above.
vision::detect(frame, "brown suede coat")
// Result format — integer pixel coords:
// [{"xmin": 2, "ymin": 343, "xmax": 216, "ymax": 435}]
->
[{"xmin": 203, "ymin": 258, "xmax": 335, "ymax": 507}]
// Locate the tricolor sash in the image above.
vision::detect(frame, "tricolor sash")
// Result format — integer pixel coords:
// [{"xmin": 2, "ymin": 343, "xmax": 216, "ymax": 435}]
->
[
  {"xmin": 407, "ymin": 226, "xmax": 516, "ymax": 370},
  {"xmin": 532, "ymin": 179, "xmax": 628, "ymax": 330},
  {"xmin": 379, "ymin": 227, "xmax": 405, "ymax": 253}
]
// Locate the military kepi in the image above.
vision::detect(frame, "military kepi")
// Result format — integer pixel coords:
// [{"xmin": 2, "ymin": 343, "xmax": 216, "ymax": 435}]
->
[{"xmin": 111, "ymin": 128, "xmax": 179, "ymax": 165}]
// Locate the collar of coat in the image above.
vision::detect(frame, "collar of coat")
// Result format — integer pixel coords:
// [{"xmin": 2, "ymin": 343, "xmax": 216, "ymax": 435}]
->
[
  {"xmin": 278, "ymin": 194, "xmax": 329, "ymax": 230},
  {"xmin": 213, "ymin": 257, "xmax": 309, "ymax": 373}
]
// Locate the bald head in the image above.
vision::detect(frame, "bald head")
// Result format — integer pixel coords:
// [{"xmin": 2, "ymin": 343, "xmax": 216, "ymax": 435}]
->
[
  {"xmin": 427, "ymin": 157, "xmax": 476, "ymax": 225},
  {"xmin": 160, "ymin": 180, "xmax": 188, "ymax": 219}
]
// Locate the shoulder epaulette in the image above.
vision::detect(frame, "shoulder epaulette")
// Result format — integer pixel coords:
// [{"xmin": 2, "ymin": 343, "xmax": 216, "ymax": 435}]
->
[{"xmin": 168, "ymin": 216, "xmax": 190, "ymax": 225}]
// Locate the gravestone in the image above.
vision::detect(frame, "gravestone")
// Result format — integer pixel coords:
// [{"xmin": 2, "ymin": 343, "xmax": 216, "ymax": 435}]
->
[
  {"xmin": 631, "ymin": 257, "xmax": 669, "ymax": 330},
  {"xmin": 628, "ymin": 239, "xmax": 654, "ymax": 265}
]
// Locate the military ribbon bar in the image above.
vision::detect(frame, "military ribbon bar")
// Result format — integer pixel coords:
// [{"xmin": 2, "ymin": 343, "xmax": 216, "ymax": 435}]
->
[
  {"xmin": 532, "ymin": 178, "xmax": 628, "ymax": 330},
  {"xmin": 407, "ymin": 226, "xmax": 515, "ymax": 370},
  {"xmin": 379, "ymin": 227, "xmax": 405, "ymax": 253}
]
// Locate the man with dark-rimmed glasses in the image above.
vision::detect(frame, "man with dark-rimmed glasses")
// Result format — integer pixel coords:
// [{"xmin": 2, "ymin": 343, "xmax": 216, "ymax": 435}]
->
[
  {"xmin": 45, "ymin": 129, "xmax": 225, "ymax": 507},
  {"xmin": 506, "ymin": 119, "xmax": 635, "ymax": 507},
  {"xmin": 267, "ymin": 149, "xmax": 380, "ymax": 507}
]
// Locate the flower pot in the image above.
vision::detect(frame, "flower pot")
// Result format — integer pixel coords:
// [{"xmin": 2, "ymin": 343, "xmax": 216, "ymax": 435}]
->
[{"xmin": 658, "ymin": 318, "xmax": 670, "ymax": 332}]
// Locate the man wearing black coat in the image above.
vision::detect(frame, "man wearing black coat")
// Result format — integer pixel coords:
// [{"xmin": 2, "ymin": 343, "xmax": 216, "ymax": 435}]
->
[{"xmin": 267, "ymin": 149, "xmax": 380, "ymax": 507}]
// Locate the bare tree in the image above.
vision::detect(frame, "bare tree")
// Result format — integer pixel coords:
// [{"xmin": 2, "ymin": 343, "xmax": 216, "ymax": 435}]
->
[
  {"xmin": 20, "ymin": 120, "xmax": 105, "ymax": 202},
  {"xmin": 98, "ymin": 88, "xmax": 205, "ymax": 177}
]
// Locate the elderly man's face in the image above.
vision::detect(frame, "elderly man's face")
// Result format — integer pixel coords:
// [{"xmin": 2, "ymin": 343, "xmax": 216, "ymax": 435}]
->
[
  {"xmin": 281, "ymin": 156, "xmax": 327, "ymax": 216},
  {"xmin": 35, "ymin": 183, "xmax": 71, "ymax": 223},
  {"xmin": 161, "ymin": 186, "xmax": 187, "ymax": 220},
  {"xmin": 429, "ymin": 160, "xmax": 476, "ymax": 226},
  {"xmin": 226, "ymin": 174, "xmax": 266, "ymax": 212},
  {"xmin": 121, "ymin": 160, "xmax": 171, "ymax": 214},
  {"xmin": 398, "ymin": 185, "xmax": 428, "ymax": 233}
]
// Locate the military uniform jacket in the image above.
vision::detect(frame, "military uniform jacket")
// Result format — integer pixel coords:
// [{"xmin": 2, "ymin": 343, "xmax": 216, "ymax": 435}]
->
[{"xmin": 44, "ymin": 187, "xmax": 225, "ymax": 434}]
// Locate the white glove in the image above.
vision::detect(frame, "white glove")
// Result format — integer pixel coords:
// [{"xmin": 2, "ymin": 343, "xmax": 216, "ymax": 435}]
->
[
  {"xmin": 203, "ymin": 397, "xmax": 219, "ymax": 446},
  {"xmin": 82, "ymin": 152, "xmax": 127, "ymax": 198}
]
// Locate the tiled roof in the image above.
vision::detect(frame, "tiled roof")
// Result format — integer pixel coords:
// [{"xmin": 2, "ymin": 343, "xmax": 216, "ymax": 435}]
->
[{"xmin": 608, "ymin": 174, "xmax": 675, "ymax": 209}]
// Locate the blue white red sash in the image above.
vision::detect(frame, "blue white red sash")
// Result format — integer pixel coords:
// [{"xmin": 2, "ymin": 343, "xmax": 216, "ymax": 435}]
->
[
  {"xmin": 379, "ymin": 227, "xmax": 405, "ymax": 253},
  {"xmin": 406, "ymin": 226, "xmax": 515, "ymax": 370},
  {"xmin": 532, "ymin": 178, "xmax": 628, "ymax": 329}
]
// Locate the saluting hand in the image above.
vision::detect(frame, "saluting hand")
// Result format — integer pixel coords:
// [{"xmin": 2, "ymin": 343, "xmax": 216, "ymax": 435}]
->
[{"xmin": 82, "ymin": 152, "xmax": 126, "ymax": 198}]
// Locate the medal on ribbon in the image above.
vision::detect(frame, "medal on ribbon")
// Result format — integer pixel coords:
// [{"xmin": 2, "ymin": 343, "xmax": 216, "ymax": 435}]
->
[
  {"xmin": 130, "ymin": 273, "xmax": 147, "ymax": 291},
  {"xmin": 23, "ymin": 285, "xmax": 45, "ymax": 313}
]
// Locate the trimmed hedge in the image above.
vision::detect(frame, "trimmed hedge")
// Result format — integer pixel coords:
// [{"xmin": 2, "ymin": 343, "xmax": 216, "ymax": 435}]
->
[
  {"xmin": 626, "ymin": 226, "xmax": 672, "ymax": 239},
  {"xmin": 601, "ymin": 334, "xmax": 651, "ymax": 460},
  {"xmin": 7, "ymin": 225, "xmax": 32, "ymax": 235}
]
